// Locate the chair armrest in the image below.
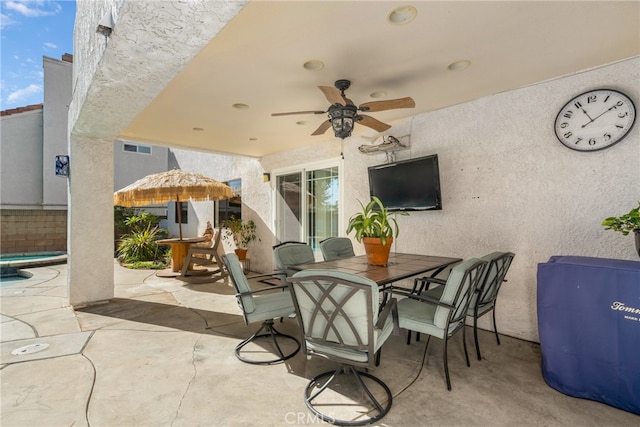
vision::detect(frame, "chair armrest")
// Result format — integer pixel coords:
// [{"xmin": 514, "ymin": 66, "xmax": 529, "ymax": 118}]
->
[
  {"xmin": 375, "ymin": 298, "xmax": 399, "ymax": 335},
  {"xmin": 416, "ymin": 277, "xmax": 446, "ymax": 286},
  {"xmin": 236, "ymin": 284, "xmax": 289, "ymax": 297},
  {"xmin": 384, "ymin": 286, "xmax": 455, "ymax": 310}
]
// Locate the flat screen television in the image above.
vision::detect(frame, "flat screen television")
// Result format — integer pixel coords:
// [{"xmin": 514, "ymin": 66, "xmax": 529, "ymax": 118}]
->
[{"xmin": 368, "ymin": 154, "xmax": 442, "ymax": 211}]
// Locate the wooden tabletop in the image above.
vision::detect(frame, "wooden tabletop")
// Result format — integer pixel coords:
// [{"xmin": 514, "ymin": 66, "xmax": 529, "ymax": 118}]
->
[
  {"xmin": 292, "ymin": 253, "xmax": 462, "ymax": 287},
  {"xmin": 157, "ymin": 237, "xmax": 208, "ymax": 245}
]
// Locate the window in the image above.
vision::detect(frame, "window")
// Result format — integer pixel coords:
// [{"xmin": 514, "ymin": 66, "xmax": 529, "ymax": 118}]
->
[
  {"xmin": 217, "ymin": 179, "xmax": 241, "ymax": 224},
  {"xmin": 274, "ymin": 162, "xmax": 340, "ymax": 252},
  {"xmin": 175, "ymin": 202, "xmax": 188, "ymax": 224},
  {"xmin": 123, "ymin": 142, "xmax": 152, "ymax": 155}
]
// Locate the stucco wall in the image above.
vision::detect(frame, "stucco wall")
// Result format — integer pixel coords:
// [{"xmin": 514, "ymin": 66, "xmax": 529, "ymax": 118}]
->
[
  {"xmin": 258, "ymin": 57, "xmax": 640, "ymax": 343},
  {"xmin": 0, "ymin": 110, "xmax": 43, "ymax": 207},
  {"xmin": 43, "ymin": 56, "xmax": 73, "ymax": 208},
  {"xmin": 114, "ymin": 140, "xmax": 169, "ymax": 192}
]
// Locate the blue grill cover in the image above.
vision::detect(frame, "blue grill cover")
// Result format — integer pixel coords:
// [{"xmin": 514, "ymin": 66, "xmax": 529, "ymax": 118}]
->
[{"xmin": 537, "ymin": 256, "xmax": 640, "ymax": 415}]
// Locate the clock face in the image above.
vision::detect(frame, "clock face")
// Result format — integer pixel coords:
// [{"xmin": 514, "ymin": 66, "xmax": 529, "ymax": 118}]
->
[{"xmin": 554, "ymin": 89, "xmax": 636, "ymax": 152}]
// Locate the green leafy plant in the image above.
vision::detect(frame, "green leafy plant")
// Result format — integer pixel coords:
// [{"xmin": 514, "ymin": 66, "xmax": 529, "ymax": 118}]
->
[
  {"xmin": 116, "ymin": 212, "xmax": 168, "ymax": 265},
  {"xmin": 602, "ymin": 202, "xmax": 640, "ymax": 236},
  {"xmin": 346, "ymin": 196, "xmax": 409, "ymax": 246},
  {"xmin": 221, "ymin": 215, "xmax": 258, "ymax": 249}
]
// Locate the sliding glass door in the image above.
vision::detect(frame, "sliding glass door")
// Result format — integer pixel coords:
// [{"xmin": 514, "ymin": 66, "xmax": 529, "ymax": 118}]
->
[{"xmin": 275, "ymin": 163, "xmax": 340, "ymax": 252}]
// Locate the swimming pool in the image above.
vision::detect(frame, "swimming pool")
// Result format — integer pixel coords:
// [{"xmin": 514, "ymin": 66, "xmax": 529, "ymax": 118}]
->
[
  {"xmin": 0, "ymin": 252, "xmax": 67, "ymax": 270},
  {"xmin": 0, "ymin": 268, "xmax": 33, "ymax": 286}
]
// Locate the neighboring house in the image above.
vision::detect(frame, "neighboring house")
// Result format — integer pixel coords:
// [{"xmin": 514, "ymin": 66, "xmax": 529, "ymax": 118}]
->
[{"xmin": 0, "ymin": 54, "xmax": 174, "ymax": 255}]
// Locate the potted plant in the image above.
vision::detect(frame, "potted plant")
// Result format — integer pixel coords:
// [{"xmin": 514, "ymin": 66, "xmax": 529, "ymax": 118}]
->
[
  {"xmin": 221, "ymin": 215, "xmax": 258, "ymax": 260},
  {"xmin": 346, "ymin": 196, "xmax": 409, "ymax": 266},
  {"xmin": 602, "ymin": 201, "xmax": 640, "ymax": 258}
]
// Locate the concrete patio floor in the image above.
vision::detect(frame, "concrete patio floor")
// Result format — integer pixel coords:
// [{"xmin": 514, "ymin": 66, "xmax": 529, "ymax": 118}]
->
[{"xmin": 1, "ymin": 261, "xmax": 638, "ymax": 426}]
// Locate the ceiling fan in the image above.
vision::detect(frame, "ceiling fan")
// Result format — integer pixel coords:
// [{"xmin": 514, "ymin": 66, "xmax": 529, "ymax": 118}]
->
[{"xmin": 271, "ymin": 79, "xmax": 415, "ymax": 139}]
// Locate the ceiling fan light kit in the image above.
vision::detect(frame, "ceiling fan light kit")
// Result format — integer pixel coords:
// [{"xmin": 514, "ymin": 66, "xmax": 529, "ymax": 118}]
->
[{"xmin": 271, "ymin": 79, "xmax": 415, "ymax": 140}]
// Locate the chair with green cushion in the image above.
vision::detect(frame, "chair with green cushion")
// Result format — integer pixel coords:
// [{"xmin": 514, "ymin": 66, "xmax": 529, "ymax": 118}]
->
[
  {"xmin": 319, "ymin": 237, "xmax": 355, "ymax": 261},
  {"xmin": 388, "ymin": 258, "xmax": 487, "ymax": 390},
  {"xmin": 222, "ymin": 253, "xmax": 300, "ymax": 365},
  {"xmin": 272, "ymin": 241, "xmax": 315, "ymax": 276},
  {"xmin": 288, "ymin": 269, "xmax": 399, "ymax": 426},
  {"xmin": 419, "ymin": 252, "xmax": 515, "ymax": 360}
]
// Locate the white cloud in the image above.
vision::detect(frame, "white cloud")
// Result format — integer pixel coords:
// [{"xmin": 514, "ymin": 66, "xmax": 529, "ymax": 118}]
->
[
  {"xmin": 5, "ymin": 1, "xmax": 62, "ymax": 18},
  {"xmin": 43, "ymin": 42, "xmax": 57, "ymax": 49},
  {"xmin": 7, "ymin": 84, "xmax": 42, "ymax": 104},
  {"xmin": 0, "ymin": 12, "xmax": 18, "ymax": 29}
]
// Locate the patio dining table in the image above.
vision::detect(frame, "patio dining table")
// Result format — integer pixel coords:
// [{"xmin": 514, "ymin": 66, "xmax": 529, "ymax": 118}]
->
[{"xmin": 290, "ymin": 252, "xmax": 462, "ymax": 289}]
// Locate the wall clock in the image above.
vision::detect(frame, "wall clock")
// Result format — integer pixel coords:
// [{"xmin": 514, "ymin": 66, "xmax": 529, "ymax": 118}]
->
[{"xmin": 554, "ymin": 89, "xmax": 636, "ymax": 152}]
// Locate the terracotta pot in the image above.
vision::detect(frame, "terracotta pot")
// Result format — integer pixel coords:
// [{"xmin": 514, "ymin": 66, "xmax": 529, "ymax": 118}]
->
[
  {"xmin": 234, "ymin": 248, "xmax": 248, "ymax": 260},
  {"xmin": 363, "ymin": 237, "xmax": 393, "ymax": 266}
]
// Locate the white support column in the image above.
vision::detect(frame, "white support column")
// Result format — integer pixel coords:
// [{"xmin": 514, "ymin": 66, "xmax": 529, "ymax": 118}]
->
[{"xmin": 68, "ymin": 135, "xmax": 114, "ymax": 307}]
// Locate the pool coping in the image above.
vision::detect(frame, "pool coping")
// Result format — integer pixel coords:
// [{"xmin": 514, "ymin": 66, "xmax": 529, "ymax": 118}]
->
[{"xmin": 0, "ymin": 252, "xmax": 68, "ymax": 269}]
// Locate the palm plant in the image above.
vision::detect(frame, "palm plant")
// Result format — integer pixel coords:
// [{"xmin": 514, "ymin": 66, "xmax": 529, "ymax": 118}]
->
[
  {"xmin": 116, "ymin": 212, "xmax": 168, "ymax": 264},
  {"xmin": 346, "ymin": 196, "xmax": 408, "ymax": 246}
]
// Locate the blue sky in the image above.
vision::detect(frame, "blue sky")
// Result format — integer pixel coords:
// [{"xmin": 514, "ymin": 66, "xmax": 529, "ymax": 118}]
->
[{"xmin": 0, "ymin": 0, "xmax": 76, "ymax": 110}]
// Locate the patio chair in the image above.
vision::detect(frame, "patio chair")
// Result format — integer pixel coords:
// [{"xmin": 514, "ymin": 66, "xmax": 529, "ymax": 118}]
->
[
  {"xmin": 418, "ymin": 251, "xmax": 515, "ymax": 360},
  {"xmin": 179, "ymin": 226, "xmax": 227, "ymax": 280},
  {"xmin": 222, "ymin": 253, "xmax": 300, "ymax": 365},
  {"xmin": 387, "ymin": 258, "xmax": 487, "ymax": 390},
  {"xmin": 288, "ymin": 269, "xmax": 399, "ymax": 426},
  {"xmin": 272, "ymin": 241, "xmax": 315, "ymax": 276},
  {"xmin": 319, "ymin": 237, "xmax": 355, "ymax": 261}
]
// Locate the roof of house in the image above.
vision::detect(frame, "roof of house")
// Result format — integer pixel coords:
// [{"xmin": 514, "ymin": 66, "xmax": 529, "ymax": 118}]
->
[{"xmin": 0, "ymin": 104, "xmax": 44, "ymax": 117}]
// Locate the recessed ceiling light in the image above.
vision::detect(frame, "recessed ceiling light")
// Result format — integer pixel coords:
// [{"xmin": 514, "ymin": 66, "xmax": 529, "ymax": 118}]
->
[
  {"xmin": 296, "ymin": 120, "xmax": 308, "ymax": 125},
  {"xmin": 369, "ymin": 91, "xmax": 387, "ymax": 99},
  {"xmin": 232, "ymin": 103, "xmax": 249, "ymax": 110},
  {"xmin": 387, "ymin": 6, "xmax": 417, "ymax": 25},
  {"xmin": 303, "ymin": 60, "xmax": 324, "ymax": 71},
  {"xmin": 448, "ymin": 60, "xmax": 471, "ymax": 71},
  {"xmin": 192, "ymin": 127, "xmax": 204, "ymax": 131}
]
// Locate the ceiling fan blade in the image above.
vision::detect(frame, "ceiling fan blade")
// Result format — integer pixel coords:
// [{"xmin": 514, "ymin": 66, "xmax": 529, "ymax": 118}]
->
[
  {"xmin": 358, "ymin": 97, "xmax": 415, "ymax": 112},
  {"xmin": 271, "ymin": 110, "xmax": 326, "ymax": 117},
  {"xmin": 358, "ymin": 115, "xmax": 392, "ymax": 132},
  {"xmin": 311, "ymin": 120, "xmax": 332, "ymax": 136},
  {"xmin": 318, "ymin": 86, "xmax": 346, "ymax": 106}
]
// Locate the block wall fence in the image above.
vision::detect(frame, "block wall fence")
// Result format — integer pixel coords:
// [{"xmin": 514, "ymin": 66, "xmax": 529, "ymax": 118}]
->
[{"xmin": 0, "ymin": 210, "xmax": 67, "ymax": 254}]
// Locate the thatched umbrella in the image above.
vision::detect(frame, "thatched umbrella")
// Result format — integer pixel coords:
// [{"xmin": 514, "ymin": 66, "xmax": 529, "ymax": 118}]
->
[{"xmin": 114, "ymin": 169, "xmax": 233, "ymax": 239}]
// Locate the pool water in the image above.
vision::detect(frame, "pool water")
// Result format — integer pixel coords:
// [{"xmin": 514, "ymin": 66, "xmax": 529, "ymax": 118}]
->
[
  {"xmin": 0, "ymin": 268, "xmax": 32, "ymax": 287},
  {"xmin": 0, "ymin": 254, "xmax": 55, "ymax": 262}
]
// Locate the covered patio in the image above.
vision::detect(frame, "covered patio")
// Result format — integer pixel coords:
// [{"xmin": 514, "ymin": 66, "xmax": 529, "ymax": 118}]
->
[
  {"xmin": 55, "ymin": 2, "xmax": 639, "ymax": 424},
  {"xmin": 2, "ymin": 263, "xmax": 638, "ymax": 425}
]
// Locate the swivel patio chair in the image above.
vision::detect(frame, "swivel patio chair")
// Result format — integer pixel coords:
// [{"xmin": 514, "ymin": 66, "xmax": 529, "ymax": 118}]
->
[
  {"xmin": 222, "ymin": 253, "xmax": 300, "ymax": 365},
  {"xmin": 419, "ymin": 251, "xmax": 515, "ymax": 360},
  {"xmin": 288, "ymin": 269, "xmax": 398, "ymax": 426},
  {"xmin": 388, "ymin": 258, "xmax": 487, "ymax": 390},
  {"xmin": 180, "ymin": 226, "xmax": 227, "ymax": 281},
  {"xmin": 319, "ymin": 237, "xmax": 355, "ymax": 261},
  {"xmin": 272, "ymin": 241, "xmax": 315, "ymax": 276}
]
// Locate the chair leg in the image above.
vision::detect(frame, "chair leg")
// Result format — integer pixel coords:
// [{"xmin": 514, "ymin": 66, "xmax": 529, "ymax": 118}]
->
[
  {"xmin": 443, "ymin": 337, "xmax": 452, "ymax": 391},
  {"xmin": 474, "ymin": 314, "xmax": 482, "ymax": 361},
  {"xmin": 462, "ymin": 326, "xmax": 470, "ymax": 367},
  {"xmin": 234, "ymin": 319, "xmax": 300, "ymax": 365},
  {"xmin": 492, "ymin": 309, "xmax": 501, "ymax": 345},
  {"xmin": 304, "ymin": 365, "xmax": 393, "ymax": 426}
]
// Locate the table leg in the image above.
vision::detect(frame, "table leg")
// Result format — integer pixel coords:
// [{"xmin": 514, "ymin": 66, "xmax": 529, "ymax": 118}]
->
[{"xmin": 170, "ymin": 243, "xmax": 189, "ymax": 272}]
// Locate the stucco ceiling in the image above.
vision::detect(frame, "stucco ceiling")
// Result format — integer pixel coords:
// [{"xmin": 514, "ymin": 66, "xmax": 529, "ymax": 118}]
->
[{"xmin": 118, "ymin": 1, "xmax": 639, "ymax": 158}]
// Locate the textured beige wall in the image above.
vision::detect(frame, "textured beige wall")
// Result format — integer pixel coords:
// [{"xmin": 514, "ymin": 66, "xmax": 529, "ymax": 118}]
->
[{"xmin": 260, "ymin": 57, "xmax": 640, "ymax": 342}]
